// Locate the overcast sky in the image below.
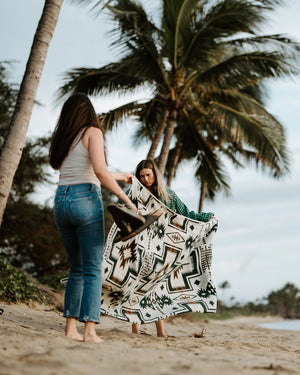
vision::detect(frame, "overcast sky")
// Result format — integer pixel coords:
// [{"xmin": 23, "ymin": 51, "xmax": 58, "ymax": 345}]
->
[{"xmin": 1, "ymin": 0, "xmax": 299, "ymax": 303}]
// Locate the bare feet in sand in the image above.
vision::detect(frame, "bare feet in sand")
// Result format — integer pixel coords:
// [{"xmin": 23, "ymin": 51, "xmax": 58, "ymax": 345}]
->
[
  {"xmin": 65, "ymin": 331, "xmax": 83, "ymax": 341},
  {"xmin": 83, "ymin": 333, "xmax": 104, "ymax": 343},
  {"xmin": 65, "ymin": 318, "xmax": 103, "ymax": 343},
  {"xmin": 132, "ymin": 322, "xmax": 140, "ymax": 334},
  {"xmin": 132, "ymin": 321, "xmax": 167, "ymax": 338},
  {"xmin": 65, "ymin": 318, "xmax": 83, "ymax": 341},
  {"xmin": 83, "ymin": 322, "xmax": 104, "ymax": 343},
  {"xmin": 155, "ymin": 320, "xmax": 167, "ymax": 338}
]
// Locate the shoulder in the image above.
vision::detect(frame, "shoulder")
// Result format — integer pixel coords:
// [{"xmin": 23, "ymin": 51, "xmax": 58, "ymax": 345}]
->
[
  {"xmin": 166, "ymin": 187, "xmax": 175, "ymax": 196},
  {"xmin": 165, "ymin": 188, "xmax": 180, "ymax": 206},
  {"xmin": 81, "ymin": 127, "xmax": 103, "ymax": 150},
  {"xmin": 84, "ymin": 127, "xmax": 103, "ymax": 138},
  {"xmin": 166, "ymin": 188, "xmax": 179, "ymax": 200}
]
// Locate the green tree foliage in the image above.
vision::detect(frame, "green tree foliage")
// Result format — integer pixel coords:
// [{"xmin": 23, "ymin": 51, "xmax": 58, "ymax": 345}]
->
[
  {"xmin": 0, "ymin": 258, "xmax": 39, "ymax": 303},
  {"xmin": 0, "ymin": 62, "xmax": 18, "ymax": 146},
  {"xmin": 266, "ymin": 283, "xmax": 300, "ymax": 319},
  {"xmin": 216, "ymin": 282, "xmax": 300, "ymax": 319}
]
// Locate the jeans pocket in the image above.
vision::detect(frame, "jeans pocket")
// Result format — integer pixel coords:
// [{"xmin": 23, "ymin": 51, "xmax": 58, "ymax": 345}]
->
[{"xmin": 69, "ymin": 196, "xmax": 95, "ymax": 225}]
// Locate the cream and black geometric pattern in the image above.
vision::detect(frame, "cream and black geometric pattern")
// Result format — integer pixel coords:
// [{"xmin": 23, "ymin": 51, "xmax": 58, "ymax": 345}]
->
[{"xmin": 101, "ymin": 178, "xmax": 218, "ymax": 324}]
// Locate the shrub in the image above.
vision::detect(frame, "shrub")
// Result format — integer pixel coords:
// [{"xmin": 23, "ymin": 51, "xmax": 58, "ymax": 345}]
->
[{"xmin": 0, "ymin": 259, "xmax": 40, "ymax": 303}]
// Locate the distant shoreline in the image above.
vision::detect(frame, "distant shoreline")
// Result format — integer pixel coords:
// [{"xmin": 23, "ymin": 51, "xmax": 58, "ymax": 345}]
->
[{"xmin": 259, "ymin": 318, "xmax": 300, "ymax": 332}]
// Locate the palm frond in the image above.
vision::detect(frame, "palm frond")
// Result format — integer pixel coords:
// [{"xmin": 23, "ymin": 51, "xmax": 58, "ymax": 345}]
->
[
  {"xmin": 193, "ymin": 51, "xmax": 299, "ymax": 91},
  {"xmin": 133, "ymin": 99, "xmax": 168, "ymax": 146},
  {"xmin": 68, "ymin": 0, "xmax": 113, "ymax": 16},
  {"xmin": 210, "ymin": 101, "xmax": 290, "ymax": 177},
  {"xmin": 105, "ymin": 0, "xmax": 168, "ymax": 85},
  {"xmin": 225, "ymin": 34, "xmax": 300, "ymax": 56},
  {"xmin": 99, "ymin": 100, "xmax": 141, "ymax": 130},
  {"xmin": 57, "ymin": 58, "xmax": 153, "ymax": 101},
  {"xmin": 180, "ymin": 0, "xmax": 267, "ymax": 67},
  {"xmin": 162, "ymin": 0, "xmax": 201, "ymax": 65},
  {"xmin": 194, "ymin": 133, "xmax": 231, "ymax": 195}
]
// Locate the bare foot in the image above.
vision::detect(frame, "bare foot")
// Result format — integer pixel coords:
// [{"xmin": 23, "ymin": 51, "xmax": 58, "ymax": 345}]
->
[
  {"xmin": 132, "ymin": 322, "xmax": 140, "ymax": 334},
  {"xmin": 83, "ymin": 334, "xmax": 104, "ymax": 343},
  {"xmin": 65, "ymin": 332, "xmax": 83, "ymax": 341},
  {"xmin": 65, "ymin": 318, "xmax": 83, "ymax": 341},
  {"xmin": 155, "ymin": 320, "xmax": 167, "ymax": 338}
]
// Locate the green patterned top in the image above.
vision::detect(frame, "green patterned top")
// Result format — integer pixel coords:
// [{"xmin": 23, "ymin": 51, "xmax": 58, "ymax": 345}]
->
[{"xmin": 163, "ymin": 188, "xmax": 213, "ymax": 223}]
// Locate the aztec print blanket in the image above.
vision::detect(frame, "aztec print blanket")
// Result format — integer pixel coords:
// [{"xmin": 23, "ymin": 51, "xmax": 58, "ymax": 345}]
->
[{"xmin": 101, "ymin": 178, "xmax": 218, "ymax": 324}]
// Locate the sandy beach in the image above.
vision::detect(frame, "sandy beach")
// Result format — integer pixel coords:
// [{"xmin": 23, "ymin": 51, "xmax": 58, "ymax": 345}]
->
[{"xmin": 0, "ymin": 302, "xmax": 299, "ymax": 375}]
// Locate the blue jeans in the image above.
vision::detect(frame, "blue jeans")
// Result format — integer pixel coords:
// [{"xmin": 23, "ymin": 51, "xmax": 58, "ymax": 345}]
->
[{"xmin": 54, "ymin": 183, "xmax": 104, "ymax": 323}]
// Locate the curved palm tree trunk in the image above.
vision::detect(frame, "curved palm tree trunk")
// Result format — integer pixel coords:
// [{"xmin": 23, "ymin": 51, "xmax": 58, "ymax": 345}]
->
[
  {"xmin": 0, "ymin": 0, "xmax": 63, "ymax": 226},
  {"xmin": 147, "ymin": 109, "xmax": 168, "ymax": 160},
  {"xmin": 157, "ymin": 109, "xmax": 177, "ymax": 174},
  {"xmin": 167, "ymin": 142, "xmax": 182, "ymax": 187},
  {"xmin": 198, "ymin": 180, "xmax": 207, "ymax": 212}
]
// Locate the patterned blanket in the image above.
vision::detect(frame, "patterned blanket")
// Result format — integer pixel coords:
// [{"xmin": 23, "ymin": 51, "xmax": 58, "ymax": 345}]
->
[{"xmin": 101, "ymin": 178, "xmax": 218, "ymax": 324}]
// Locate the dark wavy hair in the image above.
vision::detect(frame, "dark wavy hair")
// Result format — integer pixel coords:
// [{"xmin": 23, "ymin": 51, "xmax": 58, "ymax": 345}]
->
[
  {"xmin": 49, "ymin": 93, "xmax": 104, "ymax": 170},
  {"xmin": 135, "ymin": 159, "xmax": 169, "ymax": 203}
]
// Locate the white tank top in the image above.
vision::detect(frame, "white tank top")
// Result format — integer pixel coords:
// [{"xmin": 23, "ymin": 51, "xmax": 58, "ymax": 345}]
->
[{"xmin": 58, "ymin": 129, "xmax": 100, "ymax": 187}]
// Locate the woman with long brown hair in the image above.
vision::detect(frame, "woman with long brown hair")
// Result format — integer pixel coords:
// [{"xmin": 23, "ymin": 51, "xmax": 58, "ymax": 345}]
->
[
  {"xmin": 49, "ymin": 93, "xmax": 136, "ymax": 343},
  {"xmin": 132, "ymin": 159, "xmax": 215, "ymax": 337}
]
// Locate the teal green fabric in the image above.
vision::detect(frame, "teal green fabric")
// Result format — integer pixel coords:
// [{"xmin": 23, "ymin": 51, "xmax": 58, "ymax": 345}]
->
[{"xmin": 164, "ymin": 188, "xmax": 213, "ymax": 222}]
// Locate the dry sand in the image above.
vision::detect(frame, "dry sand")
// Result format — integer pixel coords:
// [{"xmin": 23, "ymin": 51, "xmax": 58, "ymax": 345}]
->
[{"xmin": 0, "ymin": 302, "xmax": 299, "ymax": 375}]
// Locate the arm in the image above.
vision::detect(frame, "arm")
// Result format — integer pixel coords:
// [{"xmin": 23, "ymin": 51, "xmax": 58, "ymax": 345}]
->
[
  {"xmin": 111, "ymin": 171, "xmax": 133, "ymax": 184},
  {"xmin": 84, "ymin": 127, "xmax": 136, "ymax": 210},
  {"xmin": 167, "ymin": 189, "xmax": 214, "ymax": 222}
]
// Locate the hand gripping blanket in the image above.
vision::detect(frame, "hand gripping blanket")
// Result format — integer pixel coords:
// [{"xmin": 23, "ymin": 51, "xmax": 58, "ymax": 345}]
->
[{"xmin": 101, "ymin": 178, "xmax": 218, "ymax": 324}]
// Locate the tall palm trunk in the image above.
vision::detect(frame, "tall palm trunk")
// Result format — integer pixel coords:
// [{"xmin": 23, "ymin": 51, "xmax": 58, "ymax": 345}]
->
[
  {"xmin": 167, "ymin": 142, "xmax": 182, "ymax": 187},
  {"xmin": 147, "ymin": 109, "xmax": 168, "ymax": 160},
  {"xmin": 157, "ymin": 109, "xmax": 177, "ymax": 174},
  {"xmin": 0, "ymin": 0, "xmax": 63, "ymax": 225},
  {"xmin": 198, "ymin": 180, "xmax": 207, "ymax": 212}
]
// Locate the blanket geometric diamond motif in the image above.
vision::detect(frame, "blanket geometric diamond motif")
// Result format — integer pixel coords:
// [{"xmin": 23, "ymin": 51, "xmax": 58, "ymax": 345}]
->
[{"xmin": 101, "ymin": 178, "xmax": 218, "ymax": 324}]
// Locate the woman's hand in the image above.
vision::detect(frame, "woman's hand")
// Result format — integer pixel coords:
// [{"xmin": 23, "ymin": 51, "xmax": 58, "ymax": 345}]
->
[
  {"xmin": 111, "ymin": 172, "xmax": 133, "ymax": 184},
  {"xmin": 117, "ymin": 190, "xmax": 137, "ymax": 212},
  {"xmin": 125, "ymin": 200, "xmax": 138, "ymax": 212},
  {"xmin": 122, "ymin": 173, "xmax": 133, "ymax": 184}
]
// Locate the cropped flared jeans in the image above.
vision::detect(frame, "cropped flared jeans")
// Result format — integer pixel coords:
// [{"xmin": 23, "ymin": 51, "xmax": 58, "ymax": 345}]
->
[{"xmin": 54, "ymin": 183, "xmax": 104, "ymax": 323}]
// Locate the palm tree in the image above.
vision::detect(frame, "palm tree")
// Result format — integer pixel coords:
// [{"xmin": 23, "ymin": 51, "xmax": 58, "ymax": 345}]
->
[
  {"xmin": 0, "ymin": 0, "xmax": 64, "ymax": 225},
  {"xmin": 58, "ymin": 0, "xmax": 299, "ymax": 185},
  {"xmin": 162, "ymin": 83, "xmax": 290, "ymax": 211},
  {"xmin": 218, "ymin": 280, "xmax": 231, "ymax": 306}
]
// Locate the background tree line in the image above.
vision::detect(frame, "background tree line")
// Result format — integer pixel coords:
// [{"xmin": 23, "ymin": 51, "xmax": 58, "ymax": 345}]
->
[{"xmin": 217, "ymin": 281, "xmax": 300, "ymax": 319}]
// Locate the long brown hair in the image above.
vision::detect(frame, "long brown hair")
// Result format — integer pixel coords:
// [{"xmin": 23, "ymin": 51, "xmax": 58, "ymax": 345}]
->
[
  {"xmin": 49, "ymin": 93, "xmax": 104, "ymax": 170},
  {"xmin": 135, "ymin": 159, "xmax": 169, "ymax": 203}
]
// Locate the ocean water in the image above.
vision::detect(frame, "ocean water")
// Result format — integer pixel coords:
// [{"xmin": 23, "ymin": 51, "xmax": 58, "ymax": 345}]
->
[{"xmin": 260, "ymin": 319, "xmax": 300, "ymax": 332}]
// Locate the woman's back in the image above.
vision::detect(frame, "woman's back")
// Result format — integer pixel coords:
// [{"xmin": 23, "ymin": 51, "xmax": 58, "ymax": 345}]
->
[{"xmin": 58, "ymin": 130, "xmax": 100, "ymax": 187}]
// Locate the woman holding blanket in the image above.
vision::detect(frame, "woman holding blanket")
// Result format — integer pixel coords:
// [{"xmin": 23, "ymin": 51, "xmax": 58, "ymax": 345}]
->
[
  {"xmin": 49, "ymin": 93, "xmax": 136, "ymax": 343},
  {"xmin": 131, "ymin": 159, "xmax": 215, "ymax": 337}
]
